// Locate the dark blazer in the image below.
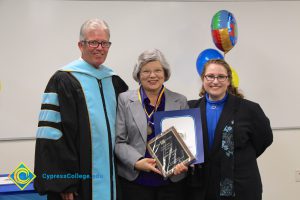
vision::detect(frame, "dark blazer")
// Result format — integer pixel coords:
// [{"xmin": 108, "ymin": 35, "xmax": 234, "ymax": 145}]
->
[{"xmin": 187, "ymin": 94, "xmax": 273, "ymax": 200}]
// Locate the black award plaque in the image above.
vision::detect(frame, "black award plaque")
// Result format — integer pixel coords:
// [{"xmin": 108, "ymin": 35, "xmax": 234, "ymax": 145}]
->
[{"xmin": 147, "ymin": 126, "xmax": 195, "ymax": 177}]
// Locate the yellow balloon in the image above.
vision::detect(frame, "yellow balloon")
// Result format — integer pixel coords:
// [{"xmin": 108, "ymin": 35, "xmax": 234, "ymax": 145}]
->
[{"xmin": 230, "ymin": 66, "xmax": 239, "ymax": 88}]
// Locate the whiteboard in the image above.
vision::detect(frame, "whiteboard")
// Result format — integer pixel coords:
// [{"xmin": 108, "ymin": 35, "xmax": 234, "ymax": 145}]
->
[{"xmin": 1, "ymin": 0, "xmax": 299, "ymax": 139}]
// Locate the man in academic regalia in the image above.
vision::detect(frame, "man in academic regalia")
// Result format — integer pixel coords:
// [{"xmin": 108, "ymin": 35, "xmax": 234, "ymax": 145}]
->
[{"xmin": 34, "ymin": 19, "xmax": 128, "ymax": 200}]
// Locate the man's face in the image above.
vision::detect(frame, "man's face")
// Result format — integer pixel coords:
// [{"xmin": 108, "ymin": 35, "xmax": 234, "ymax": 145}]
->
[{"xmin": 78, "ymin": 28, "xmax": 110, "ymax": 68}]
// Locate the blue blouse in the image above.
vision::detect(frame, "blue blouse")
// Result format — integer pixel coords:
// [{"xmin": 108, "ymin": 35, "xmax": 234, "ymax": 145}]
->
[{"xmin": 205, "ymin": 93, "xmax": 228, "ymax": 150}]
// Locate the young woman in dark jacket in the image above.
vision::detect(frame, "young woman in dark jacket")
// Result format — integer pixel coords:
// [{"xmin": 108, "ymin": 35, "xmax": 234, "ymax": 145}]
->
[{"xmin": 186, "ymin": 59, "xmax": 273, "ymax": 200}]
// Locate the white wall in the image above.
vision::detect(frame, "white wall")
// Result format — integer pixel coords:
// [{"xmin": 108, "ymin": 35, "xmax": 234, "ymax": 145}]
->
[
  {"xmin": 0, "ymin": 1, "xmax": 300, "ymax": 199},
  {"xmin": 258, "ymin": 129, "xmax": 300, "ymax": 200},
  {"xmin": 0, "ymin": 140, "xmax": 35, "ymax": 174},
  {"xmin": 1, "ymin": 0, "xmax": 300, "ymax": 140}
]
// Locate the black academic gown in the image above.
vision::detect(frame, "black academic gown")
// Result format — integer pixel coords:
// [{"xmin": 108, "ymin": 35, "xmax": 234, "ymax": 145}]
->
[
  {"xmin": 34, "ymin": 70, "xmax": 128, "ymax": 200},
  {"xmin": 186, "ymin": 94, "xmax": 273, "ymax": 200}
]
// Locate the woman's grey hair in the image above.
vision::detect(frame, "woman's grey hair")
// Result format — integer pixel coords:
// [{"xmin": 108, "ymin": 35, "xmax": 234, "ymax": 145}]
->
[
  {"xmin": 79, "ymin": 19, "xmax": 110, "ymax": 41},
  {"xmin": 132, "ymin": 49, "xmax": 171, "ymax": 82}
]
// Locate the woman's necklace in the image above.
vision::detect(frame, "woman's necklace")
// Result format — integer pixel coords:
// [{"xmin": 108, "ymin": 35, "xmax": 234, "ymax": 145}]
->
[{"xmin": 138, "ymin": 86, "xmax": 165, "ymax": 135}]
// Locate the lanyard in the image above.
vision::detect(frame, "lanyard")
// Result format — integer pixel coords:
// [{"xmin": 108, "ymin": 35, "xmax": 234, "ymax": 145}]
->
[{"xmin": 138, "ymin": 86, "xmax": 165, "ymax": 121}]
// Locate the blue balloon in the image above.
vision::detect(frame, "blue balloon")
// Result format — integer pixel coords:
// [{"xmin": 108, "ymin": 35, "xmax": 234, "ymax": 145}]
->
[{"xmin": 196, "ymin": 48, "xmax": 224, "ymax": 75}]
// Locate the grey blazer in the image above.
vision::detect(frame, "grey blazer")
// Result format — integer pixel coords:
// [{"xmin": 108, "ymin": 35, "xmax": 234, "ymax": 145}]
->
[{"xmin": 115, "ymin": 88, "xmax": 188, "ymax": 182}]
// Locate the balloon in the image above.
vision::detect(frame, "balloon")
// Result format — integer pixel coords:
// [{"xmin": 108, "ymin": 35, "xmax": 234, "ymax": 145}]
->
[
  {"xmin": 211, "ymin": 10, "xmax": 238, "ymax": 54},
  {"xmin": 196, "ymin": 48, "xmax": 224, "ymax": 76},
  {"xmin": 230, "ymin": 66, "xmax": 239, "ymax": 87}
]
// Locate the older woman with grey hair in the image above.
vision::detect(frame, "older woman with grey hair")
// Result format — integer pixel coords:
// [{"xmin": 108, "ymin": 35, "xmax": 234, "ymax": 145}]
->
[{"xmin": 115, "ymin": 49, "xmax": 188, "ymax": 200}]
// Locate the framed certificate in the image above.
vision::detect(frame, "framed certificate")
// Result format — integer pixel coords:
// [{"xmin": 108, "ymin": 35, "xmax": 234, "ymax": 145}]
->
[
  {"xmin": 147, "ymin": 126, "xmax": 195, "ymax": 177},
  {"xmin": 154, "ymin": 108, "xmax": 204, "ymax": 164}
]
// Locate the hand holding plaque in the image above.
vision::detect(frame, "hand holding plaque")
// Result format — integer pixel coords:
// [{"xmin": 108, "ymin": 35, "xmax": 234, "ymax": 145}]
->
[{"xmin": 147, "ymin": 126, "xmax": 195, "ymax": 177}]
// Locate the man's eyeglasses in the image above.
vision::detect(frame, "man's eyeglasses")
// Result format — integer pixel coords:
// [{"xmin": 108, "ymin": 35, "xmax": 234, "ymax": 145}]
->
[
  {"xmin": 81, "ymin": 40, "xmax": 112, "ymax": 48},
  {"xmin": 204, "ymin": 74, "xmax": 228, "ymax": 82}
]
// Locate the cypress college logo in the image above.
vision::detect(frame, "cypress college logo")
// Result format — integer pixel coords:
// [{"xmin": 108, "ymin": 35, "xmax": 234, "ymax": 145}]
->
[{"xmin": 8, "ymin": 162, "xmax": 36, "ymax": 190}]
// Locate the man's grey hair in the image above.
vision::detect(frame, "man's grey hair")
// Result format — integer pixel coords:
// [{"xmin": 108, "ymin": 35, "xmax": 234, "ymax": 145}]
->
[
  {"xmin": 79, "ymin": 19, "xmax": 110, "ymax": 41},
  {"xmin": 132, "ymin": 49, "xmax": 171, "ymax": 82}
]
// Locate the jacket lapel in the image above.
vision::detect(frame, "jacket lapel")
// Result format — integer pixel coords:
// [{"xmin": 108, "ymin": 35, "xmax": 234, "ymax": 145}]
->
[
  {"xmin": 199, "ymin": 98, "xmax": 210, "ymax": 159},
  {"xmin": 129, "ymin": 90, "xmax": 147, "ymax": 143},
  {"xmin": 210, "ymin": 94, "xmax": 239, "ymax": 156},
  {"xmin": 164, "ymin": 89, "xmax": 181, "ymax": 111},
  {"xmin": 128, "ymin": 88, "xmax": 184, "ymax": 144}
]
